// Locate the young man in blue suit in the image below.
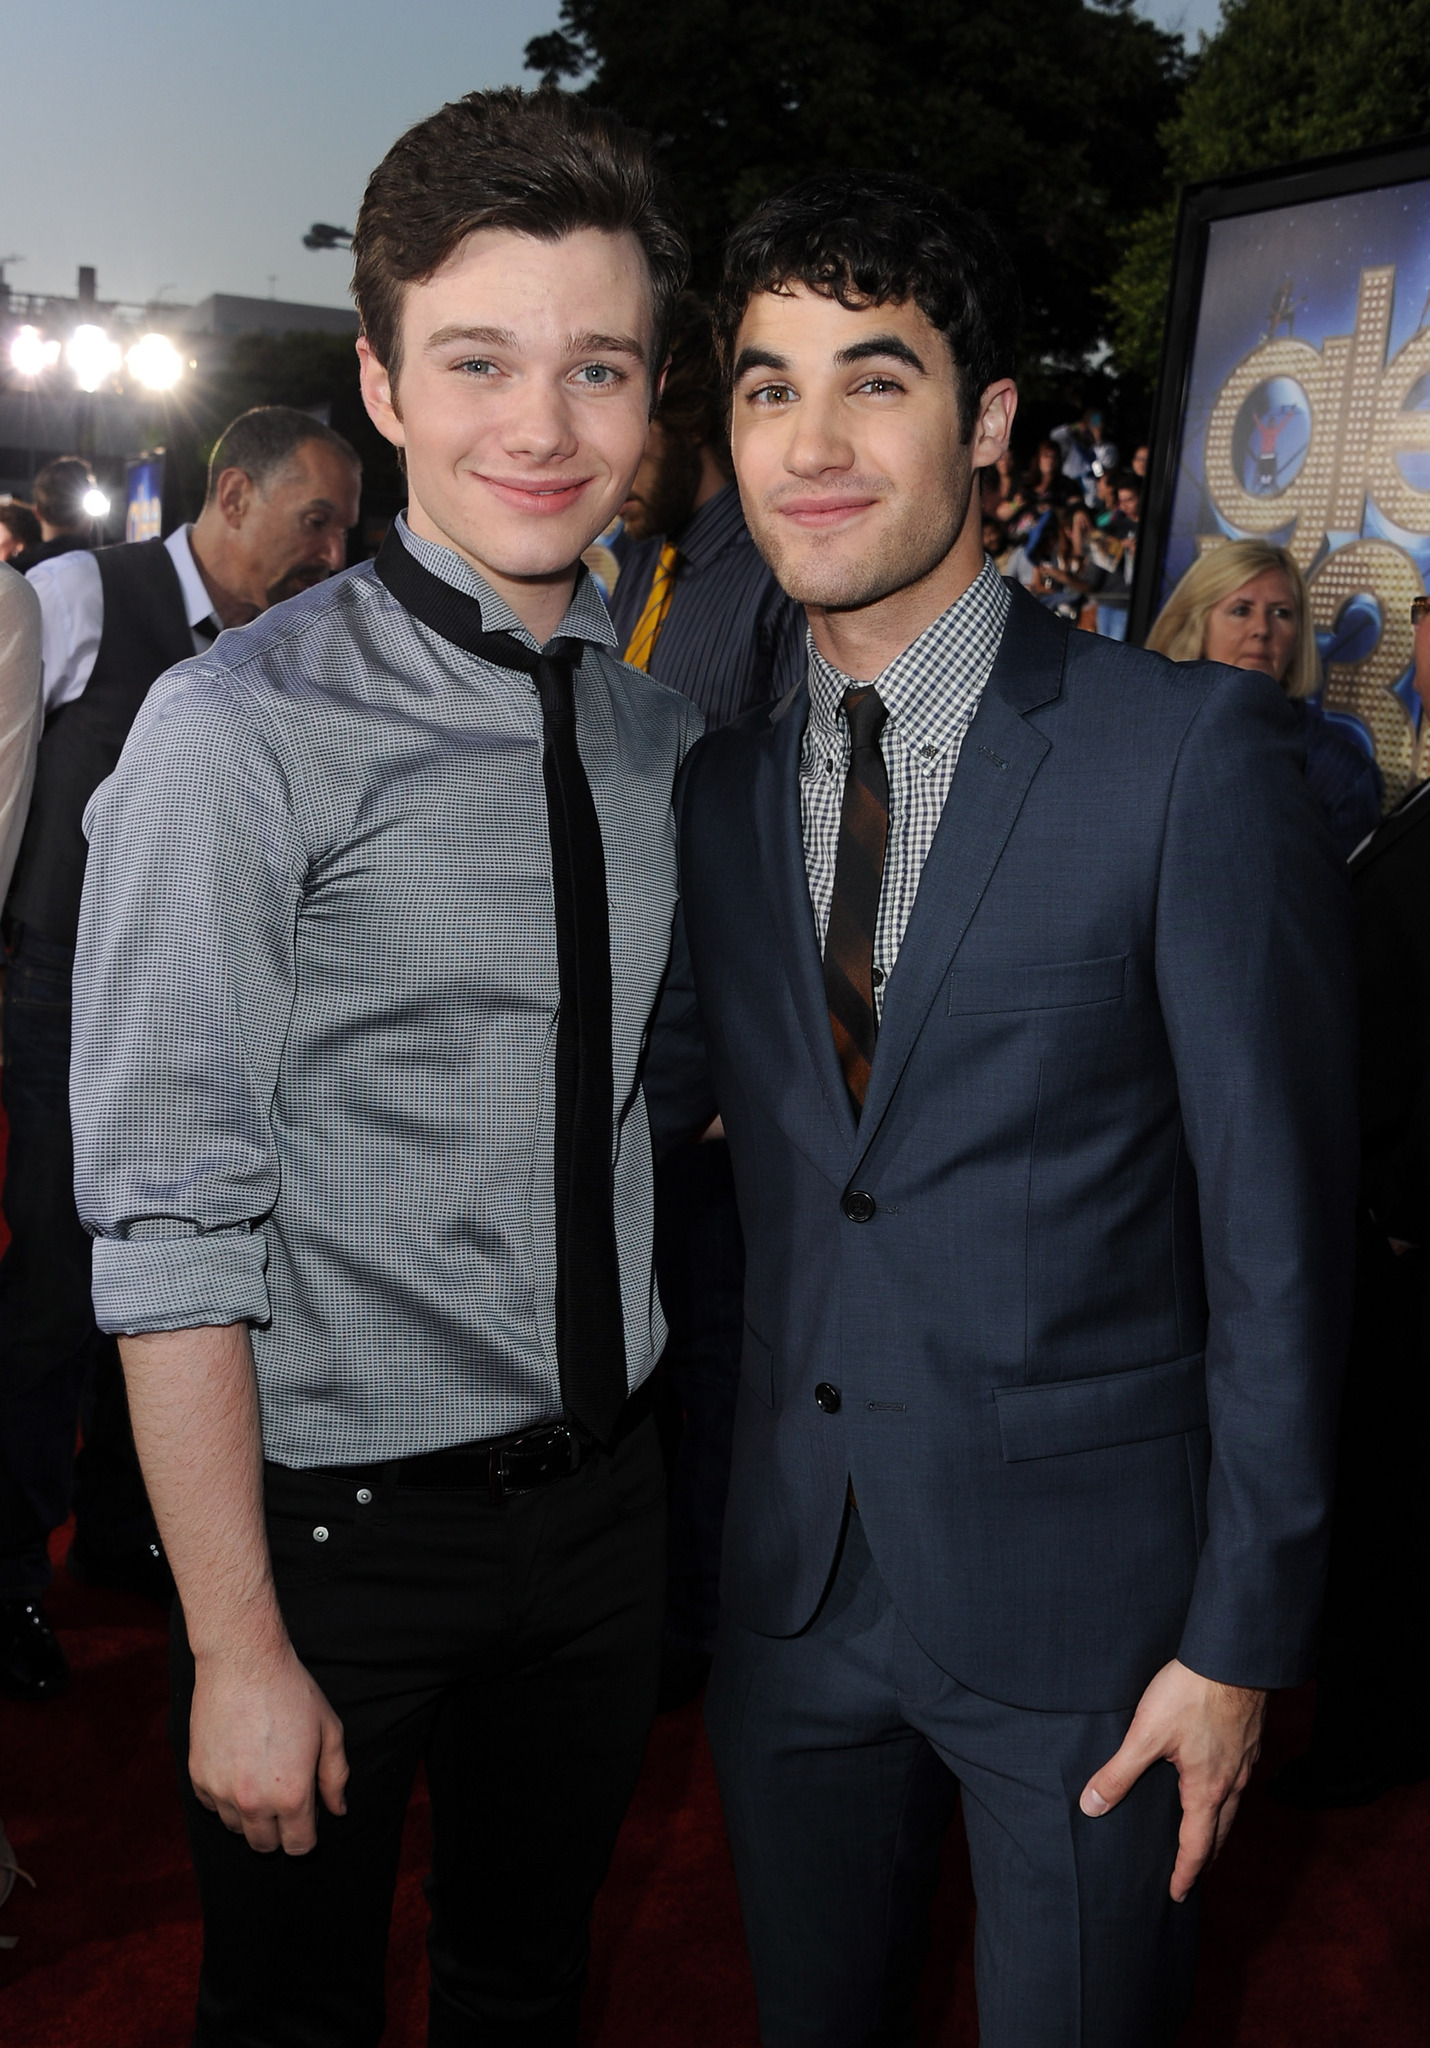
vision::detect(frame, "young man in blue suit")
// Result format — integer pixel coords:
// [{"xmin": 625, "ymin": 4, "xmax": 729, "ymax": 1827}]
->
[{"xmin": 647, "ymin": 174, "xmax": 1357, "ymax": 2046}]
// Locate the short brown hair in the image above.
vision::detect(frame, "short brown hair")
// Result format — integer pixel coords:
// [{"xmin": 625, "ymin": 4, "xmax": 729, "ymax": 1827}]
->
[
  {"xmin": 0, "ymin": 500, "xmax": 42, "ymax": 550},
  {"xmin": 33, "ymin": 457, "xmax": 97, "ymax": 532},
  {"xmin": 352, "ymin": 87, "xmax": 689, "ymax": 390},
  {"xmin": 656, "ymin": 295, "xmax": 733, "ymax": 478}
]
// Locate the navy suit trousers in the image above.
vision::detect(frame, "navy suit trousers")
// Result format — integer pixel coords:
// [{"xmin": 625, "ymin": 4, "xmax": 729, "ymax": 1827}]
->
[{"xmin": 705, "ymin": 1512, "xmax": 1198, "ymax": 2048}]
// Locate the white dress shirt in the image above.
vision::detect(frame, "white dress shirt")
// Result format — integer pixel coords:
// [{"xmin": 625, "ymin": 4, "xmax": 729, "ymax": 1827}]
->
[
  {"xmin": 26, "ymin": 526, "xmax": 220, "ymax": 715},
  {"xmin": 0, "ymin": 566, "xmax": 43, "ymax": 901}
]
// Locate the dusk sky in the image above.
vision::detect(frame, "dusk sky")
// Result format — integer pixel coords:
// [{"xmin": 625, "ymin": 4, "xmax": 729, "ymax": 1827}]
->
[{"xmin": 2, "ymin": 0, "xmax": 1224, "ymax": 316}]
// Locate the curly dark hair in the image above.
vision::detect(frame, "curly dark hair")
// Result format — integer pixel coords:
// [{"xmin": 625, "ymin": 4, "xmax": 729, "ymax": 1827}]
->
[
  {"xmin": 714, "ymin": 171, "xmax": 1020, "ymax": 440},
  {"xmin": 352, "ymin": 87, "xmax": 689, "ymax": 392}
]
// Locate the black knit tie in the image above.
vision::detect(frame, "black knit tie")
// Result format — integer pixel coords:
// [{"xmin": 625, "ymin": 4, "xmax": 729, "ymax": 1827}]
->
[{"xmin": 375, "ymin": 529, "xmax": 628, "ymax": 1443}]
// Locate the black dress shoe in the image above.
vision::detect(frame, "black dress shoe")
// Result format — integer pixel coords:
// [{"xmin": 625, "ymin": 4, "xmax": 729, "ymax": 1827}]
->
[
  {"xmin": 0, "ymin": 1601, "xmax": 70, "ymax": 1701},
  {"xmin": 66, "ymin": 1535, "xmax": 175, "ymax": 1605}
]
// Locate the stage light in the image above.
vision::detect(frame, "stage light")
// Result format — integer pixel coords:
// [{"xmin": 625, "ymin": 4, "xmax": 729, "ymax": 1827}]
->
[
  {"xmin": 9, "ymin": 325, "xmax": 60, "ymax": 377},
  {"xmin": 125, "ymin": 332, "xmax": 184, "ymax": 392},
  {"xmin": 82, "ymin": 487, "xmax": 111, "ymax": 519},
  {"xmin": 67, "ymin": 323, "xmax": 121, "ymax": 393}
]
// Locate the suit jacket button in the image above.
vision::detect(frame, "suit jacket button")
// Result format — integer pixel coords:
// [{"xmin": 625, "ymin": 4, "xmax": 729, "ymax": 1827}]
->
[
  {"xmin": 815, "ymin": 1382, "xmax": 842, "ymax": 1414},
  {"xmin": 843, "ymin": 1190, "xmax": 877, "ymax": 1223}
]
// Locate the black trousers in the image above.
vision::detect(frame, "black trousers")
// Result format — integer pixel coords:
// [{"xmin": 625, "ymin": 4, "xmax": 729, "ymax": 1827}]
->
[
  {"xmin": 0, "ymin": 928, "xmax": 156, "ymax": 1599},
  {"xmin": 172, "ymin": 1412, "xmax": 666, "ymax": 2048},
  {"xmin": 652, "ymin": 1138, "xmax": 744, "ymax": 1654}
]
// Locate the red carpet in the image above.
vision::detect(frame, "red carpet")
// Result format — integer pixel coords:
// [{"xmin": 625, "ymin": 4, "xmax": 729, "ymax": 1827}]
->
[{"xmin": 2, "ymin": 1536, "xmax": 1427, "ymax": 2045}]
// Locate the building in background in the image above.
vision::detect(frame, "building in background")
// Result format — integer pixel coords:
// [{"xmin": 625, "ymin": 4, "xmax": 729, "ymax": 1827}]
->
[{"xmin": 0, "ymin": 265, "xmax": 358, "ymax": 530}]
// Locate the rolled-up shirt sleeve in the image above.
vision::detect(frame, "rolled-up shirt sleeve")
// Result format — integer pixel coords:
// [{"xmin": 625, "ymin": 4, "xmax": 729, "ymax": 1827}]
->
[{"xmin": 71, "ymin": 660, "xmax": 306, "ymax": 1335}]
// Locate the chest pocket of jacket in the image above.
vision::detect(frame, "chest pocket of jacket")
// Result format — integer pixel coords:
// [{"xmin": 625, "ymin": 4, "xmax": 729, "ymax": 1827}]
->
[{"xmin": 946, "ymin": 952, "xmax": 1126, "ymax": 1016}]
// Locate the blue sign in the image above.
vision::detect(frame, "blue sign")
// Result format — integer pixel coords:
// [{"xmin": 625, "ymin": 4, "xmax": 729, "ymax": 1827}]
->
[
  {"xmin": 1157, "ymin": 177, "xmax": 1430, "ymax": 805},
  {"xmin": 125, "ymin": 456, "xmax": 164, "ymax": 543}
]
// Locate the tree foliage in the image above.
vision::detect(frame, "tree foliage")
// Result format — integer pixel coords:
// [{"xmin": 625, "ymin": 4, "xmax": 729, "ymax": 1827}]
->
[
  {"xmin": 527, "ymin": 0, "xmax": 1187, "ymax": 403},
  {"xmin": 1105, "ymin": 0, "xmax": 1430, "ymax": 380}
]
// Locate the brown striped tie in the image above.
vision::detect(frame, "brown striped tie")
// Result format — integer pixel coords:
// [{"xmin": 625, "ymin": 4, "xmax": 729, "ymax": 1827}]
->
[{"xmin": 824, "ymin": 685, "xmax": 889, "ymax": 1116}]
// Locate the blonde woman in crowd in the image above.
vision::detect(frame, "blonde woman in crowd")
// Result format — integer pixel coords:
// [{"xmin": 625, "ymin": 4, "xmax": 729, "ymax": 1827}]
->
[{"xmin": 1148, "ymin": 539, "xmax": 1382, "ymax": 856}]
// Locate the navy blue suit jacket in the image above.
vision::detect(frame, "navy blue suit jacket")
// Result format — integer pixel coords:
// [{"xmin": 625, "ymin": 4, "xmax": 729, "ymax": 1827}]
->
[{"xmin": 648, "ymin": 587, "xmax": 1358, "ymax": 1713}]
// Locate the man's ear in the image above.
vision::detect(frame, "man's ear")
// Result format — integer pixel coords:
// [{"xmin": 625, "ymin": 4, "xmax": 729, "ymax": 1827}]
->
[
  {"xmin": 214, "ymin": 467, "xmax": 253, "ymax": 531},
  {"xmin": 649, "ymin": 355, "xmax": 671, "ymax": 421},
  {"xmin": 357, "ymin": 337, "xmax": 406, "ymax": 449},
  {"xmin": 972, "ymin": 380, "xmax": 1018, "ymax": 470}
]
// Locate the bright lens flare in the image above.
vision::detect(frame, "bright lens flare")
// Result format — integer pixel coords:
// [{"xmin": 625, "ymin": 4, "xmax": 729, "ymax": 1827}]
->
[
  {"xmin": 82, "ymin": 487, "xmax": 111, "ymax": 519},
  {"xmin": 125, "ymin": 332, "xmax": 184, "ymax": 392},
  {"xmin": 66, "ymin": 323, "xmax": 122, "ymax": 393},
  {"xmin": 9, "ymin": 325, "xmax": 61, "ymax": 377}
]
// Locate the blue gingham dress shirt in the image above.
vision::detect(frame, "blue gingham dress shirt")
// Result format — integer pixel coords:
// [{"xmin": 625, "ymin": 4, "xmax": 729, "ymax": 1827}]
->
[
  {"xmin": 71, "ymin": 517, "xmax": 704, "ymax": 1468},
  {"xmin": 801, "ymin": 556, "xmax": 1010, "ymax": 1017}
]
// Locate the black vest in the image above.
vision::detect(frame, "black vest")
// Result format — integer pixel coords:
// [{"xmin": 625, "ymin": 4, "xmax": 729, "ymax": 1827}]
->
[{"xmin": 7, "ymin": 539, "xmax": 195, "ymax": 946}]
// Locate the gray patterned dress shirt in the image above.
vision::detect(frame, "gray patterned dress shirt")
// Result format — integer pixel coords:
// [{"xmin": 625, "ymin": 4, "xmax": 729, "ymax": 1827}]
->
[
  {"xmin": 71, "ymin": 517, "xmax": 703, "ymax": 1468},
  {"xmin": 800, "ymin": 555, "xmax": 1010, "ymax": 1018}
]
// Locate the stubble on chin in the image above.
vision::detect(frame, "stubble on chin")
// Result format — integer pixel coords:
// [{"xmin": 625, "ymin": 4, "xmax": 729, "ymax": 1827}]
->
[{"xmin": 753, "ymin": 497, "xmax": 968, "ymax": 615}]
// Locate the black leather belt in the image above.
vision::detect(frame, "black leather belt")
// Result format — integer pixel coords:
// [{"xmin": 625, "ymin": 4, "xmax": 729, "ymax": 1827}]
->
[{"xmin": 396, "ymin": 1378, "xmax": 654, "ymax": 1502}]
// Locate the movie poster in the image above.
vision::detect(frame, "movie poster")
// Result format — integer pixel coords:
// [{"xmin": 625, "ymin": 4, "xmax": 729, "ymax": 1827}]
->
[{"xmin": 1149, "ymin": 165, "xmax": 1430, "ymax": 807}]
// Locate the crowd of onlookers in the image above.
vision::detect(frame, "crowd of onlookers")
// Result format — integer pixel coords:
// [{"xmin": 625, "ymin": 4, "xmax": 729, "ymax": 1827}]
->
[{"xmin": 980, "ymin": 411, "xmax": 1146, "ymax": 641}]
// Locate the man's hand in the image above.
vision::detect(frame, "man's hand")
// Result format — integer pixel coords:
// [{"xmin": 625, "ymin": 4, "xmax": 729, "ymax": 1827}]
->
[
  {"xmin": 190, "ymin": 1641, "xmax": 349, "ymax": 1855},
  {"xmin": 1079, "ymin": 1658, "xmax": 1266, "ymax": 1902},
  {"xmin": 119, "ymin": 1324, "xmax": 348, "ymax": 1856}
]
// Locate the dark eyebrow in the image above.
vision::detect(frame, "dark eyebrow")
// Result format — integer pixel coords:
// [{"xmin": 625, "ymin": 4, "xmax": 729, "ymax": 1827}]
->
[
  {"xmin": 834, "ymin": 334, "xmax": 929, "ymax": 374},
  {"xmin": 732, "ymin": 344, "xmax": 792, "ymax": 381}
]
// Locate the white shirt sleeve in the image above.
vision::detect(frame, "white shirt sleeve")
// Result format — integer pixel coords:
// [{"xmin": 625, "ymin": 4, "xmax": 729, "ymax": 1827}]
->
[
  {"xmin": 0, "ymin": 569, "xmax": 43, "ymax": 902},
  {"xmin": 26, "ymin": 549, "xmax": 103, "ymax": 714}
]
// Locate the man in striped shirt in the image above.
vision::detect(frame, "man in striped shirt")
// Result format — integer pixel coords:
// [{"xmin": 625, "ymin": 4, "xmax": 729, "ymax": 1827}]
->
[
  {"xmin": 610, "ymin": 295, "xmax": 804, "ymax": 723},
  {"xmin": 611, "ymin": 298, "xmax": 804, "ymax": 1706}
]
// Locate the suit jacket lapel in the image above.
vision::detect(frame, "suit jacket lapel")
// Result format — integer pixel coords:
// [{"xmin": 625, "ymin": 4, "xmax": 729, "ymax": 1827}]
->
[
  {"xmin": 853, "ymin": 590, "xmax": 1068, "ymax": 1153},
  {"xmin": 751, "ymin": 686, "xmax": 861, "ymax": 1160}
]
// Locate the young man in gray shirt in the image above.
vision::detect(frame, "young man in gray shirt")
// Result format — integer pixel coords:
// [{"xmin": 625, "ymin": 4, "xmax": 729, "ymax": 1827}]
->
[{"xmin": 71, "ymin": 89, "xmax": 698, "ymax": 2046}]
